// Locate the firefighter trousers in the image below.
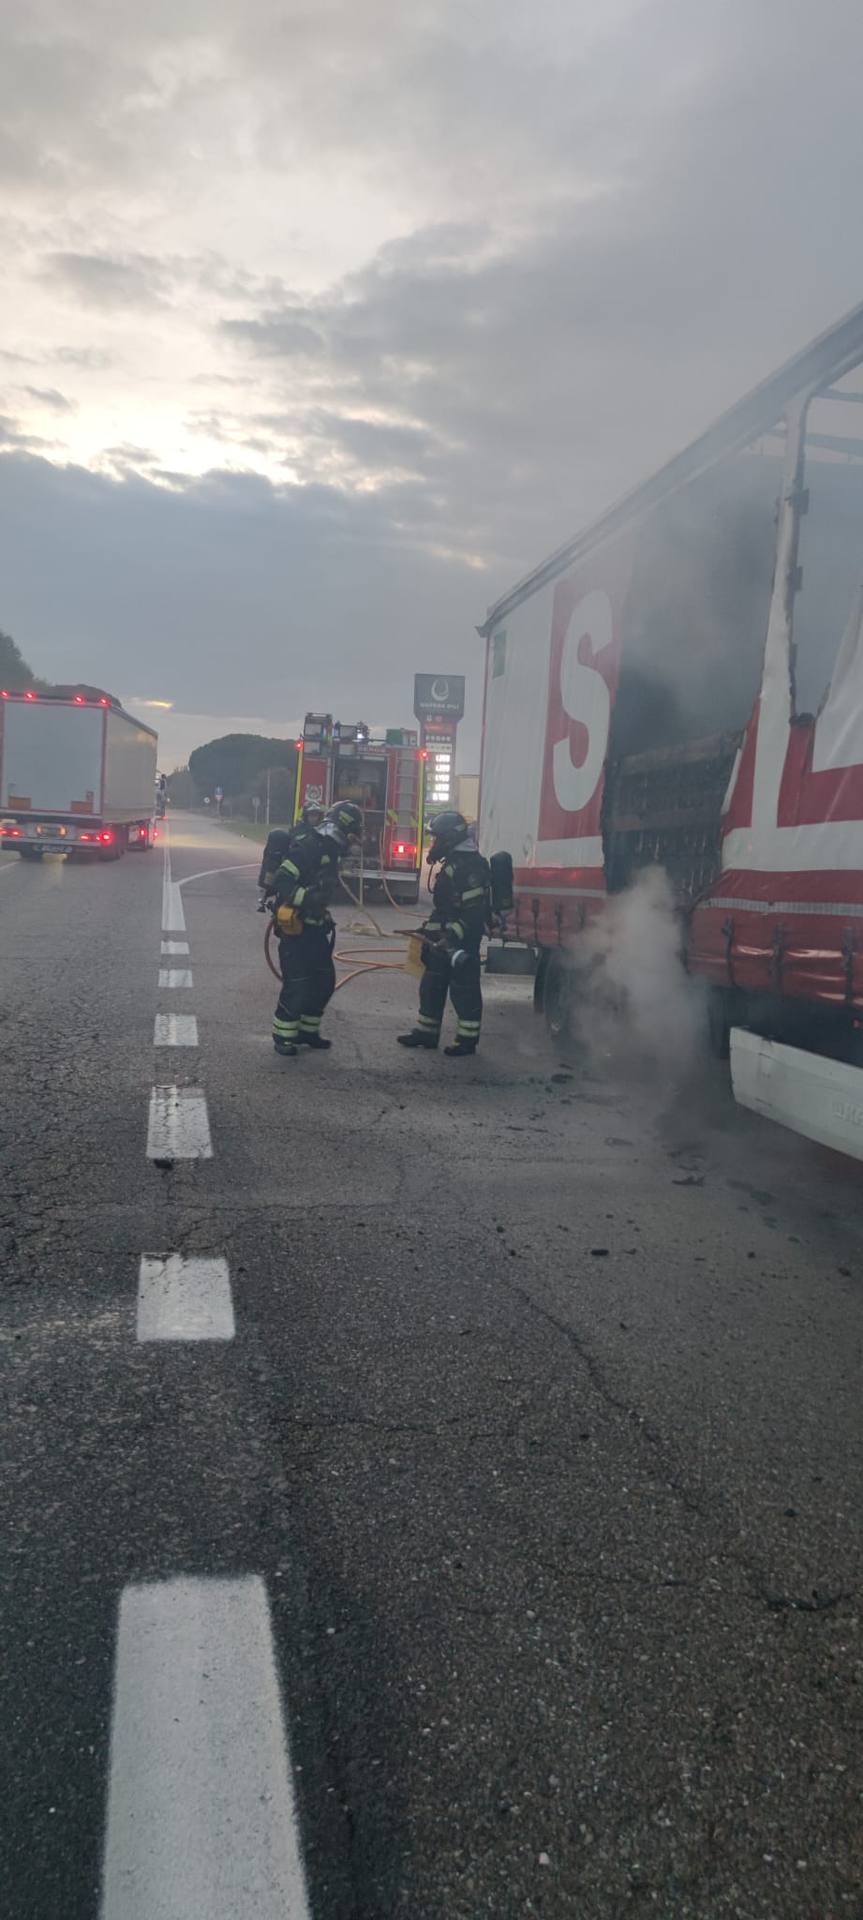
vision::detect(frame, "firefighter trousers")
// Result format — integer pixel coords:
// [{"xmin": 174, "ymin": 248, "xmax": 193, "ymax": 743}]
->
[
  {"xmin": 273, "ymin": 925, "xmax": 336, "ymax": 1045},
  {"xmin": 417, "ymin": 946, "xmax": 482, "ymax": 1044}
]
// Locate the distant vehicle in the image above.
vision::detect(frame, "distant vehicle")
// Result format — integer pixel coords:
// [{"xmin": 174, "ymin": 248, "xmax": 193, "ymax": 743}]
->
[
  {"xmin": 478, "ymin": 300, "xmax": 863, "ymax": 1158},
  {"xmin": 0, "ymin": 689, "xmax": 158, "ymax": 859},
  {"xmin": 155, "ymin": 772, "xmax": 167, "ymax": 819},
  {"xmin": 297, "ymin": 713, "xmax": 425, "ymax": 904}
]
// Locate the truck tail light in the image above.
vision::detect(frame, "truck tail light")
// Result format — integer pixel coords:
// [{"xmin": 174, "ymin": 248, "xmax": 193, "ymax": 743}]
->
[
  {"xmin": 1, "ymin": 825, "xmax": 21, "ymax": 837},
  {"xmin": 98, "ymin": 830, "xmax": 114, "ymax": 845}
]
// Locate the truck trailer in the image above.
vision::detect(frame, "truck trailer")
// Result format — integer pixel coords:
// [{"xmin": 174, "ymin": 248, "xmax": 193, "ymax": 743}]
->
[
  {"xmin": 478, "ymin": 300, "xmax": 863, "ymax": 1159},
  {"xmin": 0, "ymin": 690, "xmax": 158, "ymax": 859}
]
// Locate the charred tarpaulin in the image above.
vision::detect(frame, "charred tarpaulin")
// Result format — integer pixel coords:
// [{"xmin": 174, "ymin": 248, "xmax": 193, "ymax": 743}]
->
[{"xmin": 602, "ymin": 729, "xmax": 740, "ymax": 902}]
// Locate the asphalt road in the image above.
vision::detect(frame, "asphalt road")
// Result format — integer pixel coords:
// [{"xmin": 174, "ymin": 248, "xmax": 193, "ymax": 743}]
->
[{"xmin": 2, "ymin": 812, "xmax": 861, "ymax": 1919}]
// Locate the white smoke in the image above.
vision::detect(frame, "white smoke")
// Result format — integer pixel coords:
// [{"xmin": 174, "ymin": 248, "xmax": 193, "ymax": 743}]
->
[{"xmin": 570, "ymin": 866, "xmax": 706, "ymax": 1074}]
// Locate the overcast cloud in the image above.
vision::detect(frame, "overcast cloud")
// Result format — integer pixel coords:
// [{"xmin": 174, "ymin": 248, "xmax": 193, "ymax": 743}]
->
[{"xmin": 1, "ymin": 0, "xmax": 862, "ymax": 764}]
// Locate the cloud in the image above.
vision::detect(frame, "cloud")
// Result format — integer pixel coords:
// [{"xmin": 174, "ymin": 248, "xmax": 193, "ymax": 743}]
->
[
  {"xmin": 0, "ymin": 449, "xmax": 488, "ymax": 756},
  {"xmin": 22, "ymin": 385, "xmax": 76, "ymax": 412},
  {"xmin": 0, "ymin": 414, "xmax": 53, "ymax": 452},
  {"xmin": 42, "ymin": 251, "xmax": 171, "ymax": 310},
  {"xmin": 222, "ymin": 313, "xmax": 325, "ymax": 358},
  {"xmin": 55, "ymin": 346, "xmax": 114, "ymax": 371}
]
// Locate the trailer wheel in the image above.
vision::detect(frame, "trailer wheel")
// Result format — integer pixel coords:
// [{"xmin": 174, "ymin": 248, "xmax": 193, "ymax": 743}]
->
[
  {"xmin": 99, "ymin": 827, "xmax": 127, "ymax": 861},
  {"xmin": 707, "ymin": 988, "xmax": 732, "ymax": 1060},
  {"xmin": 542, "ymin": 950, "xmax": 574, "ymax": 1044},
  {"xmin": 17, "ymin": 845, "xmax": 43, "ymax": 860}
]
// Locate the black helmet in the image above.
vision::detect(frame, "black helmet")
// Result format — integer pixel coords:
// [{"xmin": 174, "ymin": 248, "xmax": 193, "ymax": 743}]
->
[
  {"xmin": 301, "ymin": 799, "xmax": 325, "ymax": 825},
  {"xmin": 323, "ymin": 801, "xmax": 363, "ymax": 846},
  {"xmin": 427, "ymin": 809, "xmax": 468, "ymax": 863}
]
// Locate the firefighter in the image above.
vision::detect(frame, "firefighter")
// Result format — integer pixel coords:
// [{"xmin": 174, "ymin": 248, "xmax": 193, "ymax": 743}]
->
[
  {"xmin": 256, "ymin": 801, "xmax": 326, "ymax": 910},
  {"xmin": 271, "ymin": 801, "xmax": 363, "ymax": 1055},
  {"xmin": 398, "ymin": 810, "xmax": 490, "ymax": 1057}
]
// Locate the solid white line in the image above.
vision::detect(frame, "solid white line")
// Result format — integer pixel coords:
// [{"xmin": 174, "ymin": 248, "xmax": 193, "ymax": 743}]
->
[
  {"xmin": 154, "ymin": 1014, "xmax": 199, "ymax": 1047},
  {"xmin": 137, "ymin": 1254, "xmax": 234, "ymax": 1340},
  {"xmin": 158, "ymin": 968, "xmax": 193, "ymax": 989},
  {"xmin": 147, "ymin": 1087, "xmax": 212, "ymax": 1159},
  {"xmin": 101, "ymin": 1575, "xmax": 310, "ymax": 1920},
  {"xmin": 161, "ymin": 939, "xmax": 190, "ymax": 955}
]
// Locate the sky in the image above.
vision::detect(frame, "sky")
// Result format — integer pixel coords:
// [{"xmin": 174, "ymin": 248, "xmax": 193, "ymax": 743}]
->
[{"xmin": 2, "ymin": 0, "xmax": 863, "ymax": 768}]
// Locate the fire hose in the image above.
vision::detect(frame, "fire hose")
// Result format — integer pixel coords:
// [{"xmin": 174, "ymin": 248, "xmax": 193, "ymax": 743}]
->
[{"xmin": 263, "ymin": 914, "xmax": 416, "ymax": 992}]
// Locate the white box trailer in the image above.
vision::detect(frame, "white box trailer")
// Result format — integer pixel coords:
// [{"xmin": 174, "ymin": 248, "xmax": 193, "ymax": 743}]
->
[{"xmin": 0, "ymin": 691, "xmax": 158, "ymax": 859}]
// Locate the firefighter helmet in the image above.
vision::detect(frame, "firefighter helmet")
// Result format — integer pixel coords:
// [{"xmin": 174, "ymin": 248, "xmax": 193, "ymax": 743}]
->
[
  {"xmin": 301, "ymin": 799, "xmax": 325, "ymax": 826},
  {"xmin": 323, "ymin": 801, "xmax": 363, "ymax": 845},
  {"xmin": 426, "ymin": 809, "xmax": 468, "ymax": 863}
]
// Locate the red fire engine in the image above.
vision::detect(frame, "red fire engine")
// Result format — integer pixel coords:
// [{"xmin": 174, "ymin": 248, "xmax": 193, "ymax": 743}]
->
[{"xmin": 295, "ymin": 714, "xmax": 426, "ymax": 905}]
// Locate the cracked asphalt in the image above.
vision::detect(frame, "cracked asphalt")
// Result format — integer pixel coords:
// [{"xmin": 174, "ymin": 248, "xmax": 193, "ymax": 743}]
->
[{"xmin": 1, "ymin": 814, "xmax": 862, "ymax": 1917}]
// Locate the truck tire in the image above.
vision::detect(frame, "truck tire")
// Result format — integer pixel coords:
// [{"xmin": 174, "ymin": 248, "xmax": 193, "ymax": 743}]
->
[
  {"xmin": 17, "ymin": 845, "xmax": 43, "ymax": 860},
  {"xmin": 541, "ymin": 949, "xmax": 574, "ymax": 1044},
  {"xmin": 707, "ymin": 987, "xmax": 732, "ymax": 1060},
  {"xmin": 99, "ymin": 828, "xmax": 127, "ymax": 861}
]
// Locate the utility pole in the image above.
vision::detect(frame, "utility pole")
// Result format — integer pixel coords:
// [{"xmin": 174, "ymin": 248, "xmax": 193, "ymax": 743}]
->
[{"xmin": 265, "ymin": 767, "xmax": 271, "ymax": 826}]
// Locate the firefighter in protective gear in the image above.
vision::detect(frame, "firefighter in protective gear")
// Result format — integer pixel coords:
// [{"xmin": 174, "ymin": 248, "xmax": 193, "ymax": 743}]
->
[
  {"xmin": 271, "ymin": 802, "xmax": 362, "ymax": 1055},
  {"xmin": 257, "ymin": 802, "xmax": 326, "ymax": 910},
  {"xmin": 398, "ymin": 811, "xmax": 490, "ymax": 1057}
]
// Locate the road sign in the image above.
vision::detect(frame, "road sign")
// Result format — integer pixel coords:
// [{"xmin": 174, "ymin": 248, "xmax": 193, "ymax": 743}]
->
[{"xmin": 413, "ymin": 674, "xmax": 465, "ymax": 722}]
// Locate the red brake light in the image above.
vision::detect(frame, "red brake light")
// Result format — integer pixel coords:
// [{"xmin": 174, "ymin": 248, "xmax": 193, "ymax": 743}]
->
[
  {"xmin": 1, "ymin": 825, "xmax": 21, "ymax": 837},
  {"xmin": 98, "ymin": 830, "xmax": 113, "ymax": 844}
]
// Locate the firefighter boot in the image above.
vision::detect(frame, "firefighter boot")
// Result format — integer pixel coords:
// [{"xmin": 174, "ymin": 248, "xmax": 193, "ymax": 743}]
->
[
  {"xmin": 297, "ymin": 1033, "xmax": 332, "ymax": 1050},
  {"xmin": 397, "ymin": 1028, "xmax": 439, "ymax": 1050},
  {"xmin": 273, "ymin": 1037, "xmax": 298, "ymax": 1057},
  {"xmin": 444, "ymin": 1038, "xmax": 478, "ymax": 1057}
]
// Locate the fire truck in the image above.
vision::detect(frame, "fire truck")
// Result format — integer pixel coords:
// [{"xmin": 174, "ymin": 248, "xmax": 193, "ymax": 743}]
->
[
  {"xmin": 295, "ymin": 714, "xmax": 426, "ymax": 905},
  {"xmin": 478, "ymin": 300, "xmax": 863, "ymax": 1160}
]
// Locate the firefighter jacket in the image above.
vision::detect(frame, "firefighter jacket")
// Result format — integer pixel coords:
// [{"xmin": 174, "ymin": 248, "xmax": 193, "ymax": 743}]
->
[
  {"xmin": 273, "ymin": 825, "xmax": 340, "ymax": 926},
  {"xmin": 428, "ymin": 844, "xmax": 490, "ymax": 954}
]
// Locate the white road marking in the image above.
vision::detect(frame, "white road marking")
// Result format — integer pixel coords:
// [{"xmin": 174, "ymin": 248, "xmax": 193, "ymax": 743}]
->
[
  {"xmin": 161, "ymin": 832, "xmax": 186, "ymax": 933},
  {"xmin": 0, "ymin": 861, "xmax": 18, "ymax": 878},
  {"xmin": 101, "ymin": 1575, "xmax": 310, "ymax": 1920},
  {"xmin": 161, "ymin": 939, "xmax": 189, "ymax": 955},
  {"xmin": 178, "ymin": 863, "xmax": 260, "ymax": 886},
  {"xmin": 147, "ymin": 1087, "xmax": 212, "ymax": 1159},
  {"xmin": 158, "ymin": 968, "xmax": 193, "ymax": 989},
  {"xmin": 154, "ymin": 1014, "xmax": 199, "ymax": 1047},
  {"xmin": 136, "ymin": 1254, "xmax": 234, "ymax": 1341}
]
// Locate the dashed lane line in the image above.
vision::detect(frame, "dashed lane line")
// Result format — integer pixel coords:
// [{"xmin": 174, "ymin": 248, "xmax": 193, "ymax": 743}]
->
[
  {"xmin": 154, "ymin": 1014, "xmax": 198, "ymax": 1047},
  {"xmin": 158, "ymin": 968, "xmax": 194, "ymax": 989},
  {"xmin": 147, "ymin": 1086, "xmax": 212, "ymax": 1160},
  {"xmin": 101, "ymin": 1576, "xmax": 310, "ymax": 1920},
  {"xmin": 136, "ymin": 1254, "xmax": 234, "ymax": 1341},
  {"xmin": 161, "ymin": 830, "xmax": 186, "ymax": 934},
  {"xmin": 161, "ymin": 939, "xmax": 189, "ymax": 955}
]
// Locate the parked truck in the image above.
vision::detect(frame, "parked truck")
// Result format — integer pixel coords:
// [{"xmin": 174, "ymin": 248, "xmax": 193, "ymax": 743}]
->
[
  {"xmin": 296, "ymin": 713, "xmax": 425, "ymax": 904},
  {"xmin": 478, "ymin": 300, "xmax": 863, "ymax": 1160},
  {"xmin": 0, "ymin": 690, "xmax": 158, "ymax": 859}
]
